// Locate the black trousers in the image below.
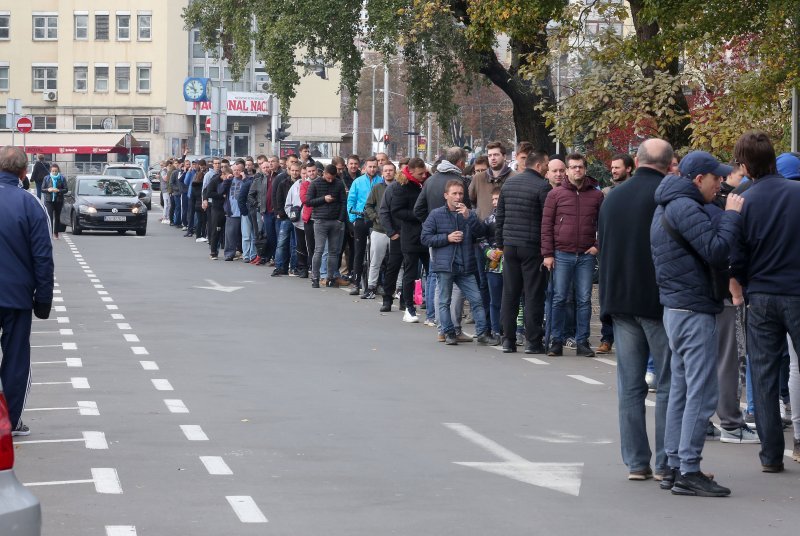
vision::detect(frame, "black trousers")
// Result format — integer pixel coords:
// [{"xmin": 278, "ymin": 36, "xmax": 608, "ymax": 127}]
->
[
  {"xmin": 501, "ymin": 245, "xmax": 547, "ymax": 345},
  {"xmin": 304, "ymin": 219, "xmax": 316, "ymax": 269},
  {"xmin": 195, "ymin": 208, "xmax": 207, "ymax": 239},
  {"xmin": 0, "ymin": 307, "xmax": 32, "ymax": 429},
  {"xmin": 352, "ymin": 218, "xmax": 372, "ymax": 286},
  {"xmin": 383, "ymin": 237, "xmax": 404, "ymax": 298},
  {"xmin": 294, "ymin": 226, "xmax": 308, "ymax": 271},
  {"xmin": 402, "ymin": 250, "xmax": 429, "ymax": 314},
  {"xmin": 44, "ymin": 200, "xmax": 62, "ymax": 235},
  {"xmin": 338, "ymin": 220, "xmax": 355, "ymax": 275},
  {"xmin": 208, "ymin": 209, "xmax": 225, "ymax": 256}
]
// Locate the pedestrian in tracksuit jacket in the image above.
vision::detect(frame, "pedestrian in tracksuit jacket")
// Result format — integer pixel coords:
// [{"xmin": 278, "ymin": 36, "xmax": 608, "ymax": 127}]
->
[{"xmin": 0, "ymin": 145, "xmax": 55, "ymax": 435}]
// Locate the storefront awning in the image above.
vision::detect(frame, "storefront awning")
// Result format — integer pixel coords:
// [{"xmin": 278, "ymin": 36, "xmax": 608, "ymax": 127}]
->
[{"xmin": 0, "ymin": 130, "xmax": 145, "ymax": 154}]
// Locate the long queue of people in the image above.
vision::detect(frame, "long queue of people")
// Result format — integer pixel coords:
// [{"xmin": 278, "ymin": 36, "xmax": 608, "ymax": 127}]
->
[{"xmin": 158, "ymin": 131, "xmax": 800, "ymax": 498}]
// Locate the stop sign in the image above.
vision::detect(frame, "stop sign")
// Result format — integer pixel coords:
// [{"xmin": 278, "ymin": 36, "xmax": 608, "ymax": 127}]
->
[
  {"xmin": 16, "ymin": 117, "xmax": 32, "ymax": 133},
  {"xmin": 205, "ymin": 117, "xmax": 211, "ymax": 133}
]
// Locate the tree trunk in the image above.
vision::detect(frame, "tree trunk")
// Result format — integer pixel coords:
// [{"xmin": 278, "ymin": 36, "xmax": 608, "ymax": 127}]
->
[{"xmin": 479, "ymin": 50, "xmax": 555, "ymax": 153}]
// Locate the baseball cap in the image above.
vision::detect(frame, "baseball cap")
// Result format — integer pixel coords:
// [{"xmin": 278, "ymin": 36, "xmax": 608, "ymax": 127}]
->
[
  {"xmin": 776, "ymin": 153, "xmax": 800, "ymax": 179},
  {"xmin": 679, "ymin": 151, "xmax": 733, "ymax": 179}
]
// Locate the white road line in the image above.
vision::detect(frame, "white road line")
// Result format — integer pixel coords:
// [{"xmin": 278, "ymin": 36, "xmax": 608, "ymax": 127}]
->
[
  {"xmin": 785, "ymin": 449, "xmax": 793, "ymax": 459},
  {"xmin": 106, "ymin": 305, "xmax": 119, "ymax": 310},
  {"xmin": 24, "ymin": 478, "xmax": 94, "ymax": 487},
  {"xmin": 52, "ymin": 297, "xmax": 64, "ymax": 302},
  {"xmin": 31, "ymin": 344, "xmax": 61, "ymax": 349},
  {"xmin": 131, "ymin": 346, "xmax": 148, "ymax": 355},
  {"xmin": 62, "ymin": 342, "xmax": 77, "ymax": 350},
  {"xmin": 164, "ymin": 399, "xmax": 189, "ymax": 413},
  {"xmin": 72, "ymin": 377, "xmax": 90, "ymax": 389},
  {"xmin": 94, "ymin": 284, "xmax": 104, "ymax": 288},
  {"xmin": 226, "ymin": 496, "xmax": 268, "ymax": 523},
  {"xmin": 111, "ymin": 314, "xmax": 125, "ymax": 320},
  {"xmin": 124, "ymin": 334, "xmax": 140, "ymax": 342},
  {"xmin": 54, "ymin": 306, "xmax": 67, "ymax": 312},
  {"xmin": 180, "ymin": 425, "xmax": 209, "ymax": 440},
  {"xmin": 567, "ymin": 375, "xmax": 604, "ymax": 386},
  {"xmin": 92, "ymin": 468, "xmax": 123, "ymax": 494},
  {"xmin": 106, "ymin": 526, "xmax": 137, "ymax": 536},
  {"xmin": 200, "ymin": 456, "xmax": 233, "ymax": 475},
  {"xmin": 57, "ymin": 316, "xmax": 69, "ymax": 323},
  {"xmin": 645, "ymin": 399, "xmax": 656, "ymax": 407},
  {"xmin": 60, "ymin": 328, "xmax": 73, "ymax": 335},
  {"xmin": 83, "ymin": 431, "xmax": 109, "ymax": 449},
  {"xmin": 152, "ymin": 379, "xmax": 173, "ymax": 391},
  {"xmin": 117, "ymin": 323, "xmax": 131, "ymax": 330},
  {"xmin": 592, "ymin": 357, "xmax": 617, "ymax": 367},
  {"xmin": 140, "ymin": 361, "xmax": 159, "ymax": 370},
  {"xmin": 91, "ymin": 279, "xmax": 101, "ymax": 283},
  {"xmin": 53, "ymin": 289, "xmax": 62, "ymax": 294},
  {"xmin": 79, "ymin": 401, "xmax": 100, "ymax": 415},
  {"xmin": 523, "ymin": 357, "xmax": 549, "ymax": 365},
  {"xmin": 32, "ymin": 358, "xmax": 82, "ymax": 367},
  {"xmin": 98, "ymin": 291, "xmax": 109, "ymax": 295},
  {"xmin": 101, "ymin": 297, "xmax": 114, "ymax": 302}
]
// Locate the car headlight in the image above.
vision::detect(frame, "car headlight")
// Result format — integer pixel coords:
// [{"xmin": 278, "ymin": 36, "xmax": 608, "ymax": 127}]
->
[
  {"xmin": 79, "ymin": 205, "xmax": 97, "ymax": 214},
  {"xmin": 132, "ymin": 205, "xmax": 143, "ymax": 214}
]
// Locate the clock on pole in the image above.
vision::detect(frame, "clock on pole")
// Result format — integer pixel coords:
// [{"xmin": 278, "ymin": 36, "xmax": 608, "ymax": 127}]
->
[{"xmin": 182, "ymin": 77, "xmax": 211, "ymax": 102}]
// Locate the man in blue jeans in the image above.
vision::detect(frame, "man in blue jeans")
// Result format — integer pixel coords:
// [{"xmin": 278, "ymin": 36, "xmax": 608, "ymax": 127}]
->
[
  {"xmin": 541, "ymin": 153, "xmax": 604, "ymax": 357},
  {"xmin": 421, "ymin": 180, "xmax": 499, "ymax": 346},
  {"xmin": 731, "ymin": 131, "xmax": 800, "ymax": 473},
  {"xmin": 651, "ymin": 150, "xmax": 743, "ymax": 496}
]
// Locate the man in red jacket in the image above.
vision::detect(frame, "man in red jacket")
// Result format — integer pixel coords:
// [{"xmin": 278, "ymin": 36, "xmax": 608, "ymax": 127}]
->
[{"xmin": 542, "ymin": 153, "xmax": 604, "ymax": 357}]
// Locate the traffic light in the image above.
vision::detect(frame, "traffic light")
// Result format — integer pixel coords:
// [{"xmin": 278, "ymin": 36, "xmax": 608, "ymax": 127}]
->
[
  {"xmin": 276, "ymin": 121, "xmax": 291, "ymax": 141},
  {"xmin": 383, "ymin": 134, "xmax": 390, "ymax": 143}
]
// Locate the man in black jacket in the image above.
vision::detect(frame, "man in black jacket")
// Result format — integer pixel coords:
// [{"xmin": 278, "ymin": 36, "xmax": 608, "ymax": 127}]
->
[
  {"xmin": 305, "ymin": 164, "xmax": 347, "ymax": 288},
  {"xmin": 30, "ymin": 153, "xmax": 49, "ymax": 199},
  {"xmin": 597, "ymin": 138, "xmax": 673, "ymax": 482},
  {"xmin": 495, "ymin": 150, "xmax": 551, "ymax": 354}
]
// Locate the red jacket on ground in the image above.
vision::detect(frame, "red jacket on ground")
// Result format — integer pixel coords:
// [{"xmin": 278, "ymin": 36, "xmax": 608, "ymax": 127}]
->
[{"xmin": 541, "ymin": 179, "xmax": 604, "ymax": 257}]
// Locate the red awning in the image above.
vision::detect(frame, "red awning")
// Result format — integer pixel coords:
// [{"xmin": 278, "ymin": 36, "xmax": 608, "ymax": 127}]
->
[{"xmin": 0, "ymin": 131, "xmax": 144, "ymax": 154}]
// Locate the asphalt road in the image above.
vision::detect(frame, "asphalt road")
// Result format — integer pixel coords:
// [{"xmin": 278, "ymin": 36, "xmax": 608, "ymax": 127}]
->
[{"xmin": 13, "ymin": 207, "xmax": 800, "ymax": 536}]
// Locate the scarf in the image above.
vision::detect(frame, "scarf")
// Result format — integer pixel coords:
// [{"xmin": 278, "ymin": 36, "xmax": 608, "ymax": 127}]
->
[{"xmin": 486, "ymin": 164, "xmax": 513, "ymax": 183}]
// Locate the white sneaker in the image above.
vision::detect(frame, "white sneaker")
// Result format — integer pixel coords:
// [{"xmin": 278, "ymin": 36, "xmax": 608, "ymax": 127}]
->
[
  {"xmin": 424, "ymin": 319, "xmax": 436, "ymax": 327},
  {"xmin": 717, "ymin": 424, "xmax": 760, "ymax": 444},
  {"xmin": 199, "ymin": 237, "xmax": 208, "ymax": 243},
  {"xmin": 645, "ymin": 371, "xmax": 656, "ymax": 392},
  {"xmin": 403, "ymin": 310, "xmax": 419, "ymax": 323}
]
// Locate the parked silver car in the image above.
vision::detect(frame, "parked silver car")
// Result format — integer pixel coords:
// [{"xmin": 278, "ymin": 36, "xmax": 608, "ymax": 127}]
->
[
  {"xmin": 0, "ymin": 380, "xmax": 41, "ymax": 535},
  {"xmin": 102, "ymin": 164, "xmax": 152, "ymax": 210}
]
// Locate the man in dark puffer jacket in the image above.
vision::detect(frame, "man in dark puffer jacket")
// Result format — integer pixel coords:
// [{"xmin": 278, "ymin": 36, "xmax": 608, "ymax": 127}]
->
[
  {"xmin": 650, "ymin": 150, "xmax": 743, "ymax": 497},
  {"xmin": 495, "ymin": 149, "xmax": 551, "ymax": 354}
]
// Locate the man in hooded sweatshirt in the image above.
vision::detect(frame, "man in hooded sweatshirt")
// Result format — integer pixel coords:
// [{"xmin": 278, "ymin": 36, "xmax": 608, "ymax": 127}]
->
[{"xmin": 651, "ymin": 150, "xmax": 743, "ymax": 496}]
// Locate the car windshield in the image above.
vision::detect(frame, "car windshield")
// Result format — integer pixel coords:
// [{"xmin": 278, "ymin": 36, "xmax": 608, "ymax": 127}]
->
[
  {"xmin": 78, "ymin": 179, "xmax": 136, "ymax": 197},
  {"xmin": 104, "ymin": 167, "xmax": 145, "ymax": 180}
]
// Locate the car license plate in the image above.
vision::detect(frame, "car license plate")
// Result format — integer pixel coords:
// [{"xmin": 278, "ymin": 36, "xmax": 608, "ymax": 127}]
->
[{"xmin": 104, "ymin": 216, "xmax": 127, "ymax": 222}]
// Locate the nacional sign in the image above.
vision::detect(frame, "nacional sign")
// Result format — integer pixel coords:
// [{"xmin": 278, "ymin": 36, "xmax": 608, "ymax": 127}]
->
[{"xmin": 186, "ymin": 91, "xmax": 271, "ymax": 117}]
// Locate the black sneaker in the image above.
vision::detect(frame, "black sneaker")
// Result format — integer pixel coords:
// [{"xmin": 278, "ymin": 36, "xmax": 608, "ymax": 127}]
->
[
  {"xmin": 379, "ymin": 299, "xmax": 392, "ymax": 313},
  {"xmin": 361, "ymin": 288, "xmax": 377, "ymax": 300},
  {"xmin": 576, "ymin": 341, "xmax": 595, "ymax": 357},
  {"xmin": 271, "ymin": 268, "xmax": 284, "ymax": 277},
  {"xmin": 348, "ymin": 285, "xmax": 361, "ymax": 296},
  {"xmin": 311, "ymin": 279, "xmax": 320, "ymax": 288},
  {"xmin": 298, "ymin": 270, "xmax": 309, "ymax": 279},
  {"xmin": 12, "ymin": 421, "xmax": 30, "ymax": 436},
  {"xmin": 671, "ymin": 471, "xmax": 730, "ymax": 497},
  {"xmin": 502, "ymin": 342, "xmax": 517, "ymax": 353},
  {"xmin": 477, "ymin": 332, "xmax": 500, "ymax": 345},
  {"xmin": 445, "ymin": 332, "xmax": 458, "ymax": 345},
  {"xmin": 659, "ymin": 467, "xmax": 679, "ymax": 490},
  {"xmin": 524, "ymin": 342, "xmax": 546, "ymax": 354},
  {"xmin": 547, "ymin": 341, "xmax": 563, "ymax": 356}
]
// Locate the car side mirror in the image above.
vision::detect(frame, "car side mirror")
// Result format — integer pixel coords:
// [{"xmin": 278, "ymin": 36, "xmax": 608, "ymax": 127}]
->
[{"xmin": 138, "ymin": 191, "xmax": 147, "ymax": 199}]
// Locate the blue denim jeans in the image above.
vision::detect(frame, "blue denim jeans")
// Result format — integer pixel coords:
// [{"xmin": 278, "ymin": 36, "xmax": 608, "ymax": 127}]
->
[
  {"xmin": 551, "ymin": 251, "xmax": 594, "ymax": 343},
  {"xmin": 487, "ymin": 272, "xmax": 503, "ymax": 336},
  {"xmin": 275, "ymin": 219, "xmax": 294, "ymax": 270},
  {"xmin": 436, "ymin": 271, "xmax": 488, "ymax": 336},
  {"xmin": 241, "ymin": 215, "xmax": 257, "ymax": 261},
  {"xmin": 613, "ymin": 314, "xmax": 671, "ymax": 474},
  {"xmin": 663, "ymin": 309, "xmax": 719, "ymax": 474},
  {"xmin": 171, "ymin": 194, "xmax": 182, "ymax": 225},
  {"xmin": 425, "ymin": 268, "xmax": 437, "ymax": 322},
  {"xmin": 261, "ymin": 212, "xmax": 277, "ymax": 261},
  {"xmin": 747, "ymin": 293, "xmax": 800, "ymax": 465}
]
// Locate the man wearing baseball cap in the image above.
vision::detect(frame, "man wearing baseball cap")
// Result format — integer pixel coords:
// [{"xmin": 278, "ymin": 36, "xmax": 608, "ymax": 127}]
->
[{"xmin": 650, "ymin": 150, "xmax": 745, "ymax": 496}]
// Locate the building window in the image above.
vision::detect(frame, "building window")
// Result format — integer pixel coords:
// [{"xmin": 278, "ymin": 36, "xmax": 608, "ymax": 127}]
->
[
  {"xmin": 95, "ymin": 14, "xmax": 109, "ymax": 40},
  {"xmin": 95, "ymin": 66, "xmax": 108, "ymax": 92},
  {"xmin": 75, "ymin": 116, "xmax": 109, "ymax": 130},
  {"xmin": 32, "ymin": 66, "xmax": 58, "ymax": 91},
  {"xmin": 193, "ymin": 66, "xmax": 204, "ymax": 77},
  {"xmin": 33, "ymin": 15, "xmax": 58, "ymax": 40},
  {"xmin": 137, "ymin": 14, "xmax": 151, "ymax": 40},
  {"xmin": 0, "ymin": 14, "xmax": 9, "ymax": 40},
  {"xmin": 32, "ymin": 115, "xmax": 56, "ymax": 130},
  {"xmin": 116, "ymin": 15, "xmax": 130, "ymax": 40},
  {"xmin": 137, "ymin": 65, "xmax": 151, "ymax": 92},
  {"xmin": 208, "ymin": 66, "xmax": 219, "ymax": 80},
  {"xmin": 74, "ymin": 66, "xmax": 88, "ymax": 92},
  {"xmin": 115, "ymin": 65, "xmax": 129, "ymax": 92},
  {"xmin": 0, "ymin": 66, "xmax": 8, "ymax": 91},
  {"xmin": 74, "ymin": 15, "xmax": 88, "ymax": 40},
  {"xmin": 191, "ymin": 30, "xmax": 205, "ymax": 59}
]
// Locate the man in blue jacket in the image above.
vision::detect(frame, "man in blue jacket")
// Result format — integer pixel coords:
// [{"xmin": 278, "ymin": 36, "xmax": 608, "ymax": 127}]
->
[
  {"xmin": 346, "ymin": 156, "xmax": 381, "ymax": 295},
  {"xmin": 421, "ymin": 179, "xmax": 498, "ymax": 346},
  {"xmin": 0, "ymin": 146, "xmax": 54, "ymax": 436},
  {"xmin": 650, "ymin": 150, "xmax": 744, "ymax": 497},
  {"xmin": 731, "ymin": 131, "xmax": 800, "ymax": 473}
]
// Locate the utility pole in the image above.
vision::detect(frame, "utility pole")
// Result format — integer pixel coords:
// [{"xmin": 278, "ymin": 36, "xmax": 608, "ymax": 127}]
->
[
  {"xmin": 426, "ymin": 114, "xmax": 433, "ymax": 162},
  {"xmin": 383, "ymin": 65, "xmax": 389, "ymax": 154},
  {"xmin": 792, "ymin": 86, "xmax": 798, "ymax": 153}
]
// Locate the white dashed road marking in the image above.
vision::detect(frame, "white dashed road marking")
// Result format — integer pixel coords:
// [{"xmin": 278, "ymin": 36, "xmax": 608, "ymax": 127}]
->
[
  {"xmin": 151, "ymin": 379, "xmax": 173, "ymax": 391},
  {"xmin": 59, "ymin": 328, "xmax": 73, "ymax": 335},
  {"xmin": 106, "ymin": 526, "xmax": 137, "ymax": 536},
  {"xmin": 124, "ymin": 334, "xmax": 140, "ymax": 342},
  {"xmin": 164, "ymin": 399, "xmax": 189, "ymax": 413},
  {"xmin": 15, "ymin": 431, "xmax": 108, "ymax": 450},
  {"xmin": 79, "ymin": 401, "xmax": 100, "ymax": 415},
  {"xmin": 140, "ymin": 361, "xmax": 159, "ymax": 370},
  {"xmin": 54, "ymin": 306, "xmax": 67, "ymax": 312},
  {"xmin": 111, "ymin": 314, "xmax": 125, "ymax": 320},
  {"xmin": 92, "ymin": 468, "xmax": 123, "ymax": 494},
  {"xmin": 57, "ymin": 316, "xmax": 70, "ymax": 323},
  {"xmin": 523, "ymin": 357, "xmax": 549, "ymax": 365},
  {"xmin": 645, "ymin": 399, "xmax": 656, "ymax": 407},
  {"xmin": 200, "ymin": 456, "xmax": 233, "ymax": 475},
  {"xmin": 567, "ymin": 375, "xmax": 604, "ymax": 385},
  {"xmin": 593, "ymin": 357, "xmax": 617, "ymax": 367},
  {"xmin": 62, "ymin": 342, "xmax": 77, "ymax": 350},
  {"xmin": 226, "ymin": 496, "xmax": 268, "ymax": 523},
  {"xmin": 32, "ymin": 358, "xmax": 82, "ymax": 367},
  {"xmin": 117, "ymin": 323, "xmax": 131, "ymax": 330},
  {"xmin": 106, "ymin": 305, "xmax": 119, "ymax": 310},
  {"xmin": 131, "ymin": 346, "xmax": 149, "ymax": 355},
  {"xmin": 180, "ymin": 425, "xmax": 209, "ymax": 441}
]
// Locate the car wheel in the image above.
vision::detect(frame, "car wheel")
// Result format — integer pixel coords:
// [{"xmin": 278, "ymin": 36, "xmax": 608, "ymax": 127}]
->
[
  {"xmin": 71, "ymin": 211, "xmax": 83, "ymax": 235},
  {"xmin": 136, "ymin": 227, "xmax": 147, "ymax": 236},
  {"xmin": 117, "ymin": 230, "xmax": 127, "ymax": 235}
]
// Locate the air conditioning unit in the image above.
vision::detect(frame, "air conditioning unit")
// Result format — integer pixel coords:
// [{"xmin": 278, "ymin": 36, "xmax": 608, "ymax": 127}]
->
[{"xmin": 42, "ymin": 90, "xmax": 58, "ymax": 102}]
